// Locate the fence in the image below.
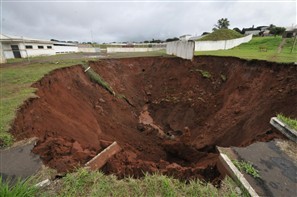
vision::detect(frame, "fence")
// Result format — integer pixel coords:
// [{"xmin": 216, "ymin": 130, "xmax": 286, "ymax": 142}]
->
[
  {"xmin": 194, "ymin": 34, "xmax": 253, "ymax": 51},
  {"xmin": 106, "ymin": 47, "xmax": 164, "ymax": 53},
  {"xmin": 166, "ymin": 41, "xmax": 195, "ymax": 60}
]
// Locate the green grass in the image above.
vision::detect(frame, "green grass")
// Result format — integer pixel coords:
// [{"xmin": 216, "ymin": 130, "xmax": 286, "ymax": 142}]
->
[
  {"xmin": 0, "ymin": 177, "xmax": 39, "ymax": 197},
  {"xmin": 38, "ymin": 168, "xmax": 246, "ymax": 197},
  {"xmin": 232, "ymin": 159, "xmax": 260, "ymax": 178},
  {"xmin": 196, "ymin": 36, "xmax": 297, "ymax": 63},
  {"xmin": 190, "ymin": 68, "xmax": 212, "ymax": 78},
  {"xmin": 198, "ymin": 29, "xmax": 244, "ymax": 41},
  {"xmin": 81, "ymin": 64, "xmax": 115, "ymax": 95},
  {"xmin": 0, "ymin": 59, "xmax": 84, "ymax": 147},
  {"xmin": 277, "ymin": 114, "xmax": 297, "ymax": 130},
  {"xmin": 197, "ymin": 69, "xmax": 212, "ymax": 78}
]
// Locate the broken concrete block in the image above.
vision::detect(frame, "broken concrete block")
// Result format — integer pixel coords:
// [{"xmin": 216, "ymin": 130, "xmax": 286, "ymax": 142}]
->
[{"xmin": 85, "ymin": 141, "xmax": 121, "ymax": 171}]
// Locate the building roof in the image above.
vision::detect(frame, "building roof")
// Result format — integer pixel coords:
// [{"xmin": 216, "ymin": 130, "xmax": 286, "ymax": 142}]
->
[
  {"xmin": 179, "ymin": 34, "xmax": 192, "ymax": 38},
  {"xmin": 0, "ymin": 34, "xmax": 53, "ymax": 44},
  {"xmin": 243, "ymin": 26, "xmax": 268, "ymax": 32}
]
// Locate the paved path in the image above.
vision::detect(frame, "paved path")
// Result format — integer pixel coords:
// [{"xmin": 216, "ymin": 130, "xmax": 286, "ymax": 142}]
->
[
  {"xmin": 0, "ymin": 139, "xmax": 42, "ymax": 184},
  {"xmin": 232, "ymin": 140, "xmax": 297, "ymax": 197}
]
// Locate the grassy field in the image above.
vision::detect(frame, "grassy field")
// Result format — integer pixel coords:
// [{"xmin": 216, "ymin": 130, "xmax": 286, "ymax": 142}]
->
[
  {"xmin": 198, "ymin": 29, "xmax": 244, "ymax": 41},
  {"xmin": 41, "ymin": 169, "xmax": 247, "ymax": 197},
  {"xmin": 195, "ymin": 36, "xmax": 297, "ymax": 63},
  {"xmin": 0, "ymin": 59, "xmax": 86, "ymax": 147},
  {"xmin": 0, "ymin": 168, "xmax": 246, "ymax": 197}
]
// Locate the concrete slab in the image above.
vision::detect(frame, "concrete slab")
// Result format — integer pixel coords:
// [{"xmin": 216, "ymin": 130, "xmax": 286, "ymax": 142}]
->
[
  {"xmin": 232, "ymin": 140, "xmax": 297, "ymax": 197},
  {"xmin": 270, "ymin": 117, "xmax": 297, "ymax": 143},
  {"xmin": 217, "ymin": 147, "xmax": 259, "ymax": 197},
  {"xmin": 85, "ymin": 141, "xmax": 121, "ymax": 171},
  {"xmin": 0, "ymin": 138, "xmax": 42, "ymax": 183}
]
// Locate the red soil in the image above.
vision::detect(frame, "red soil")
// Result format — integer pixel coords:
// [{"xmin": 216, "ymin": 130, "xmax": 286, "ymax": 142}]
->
[{"xmin": 10, "ymin": 56, "xmax": 297, "ymax": 181}]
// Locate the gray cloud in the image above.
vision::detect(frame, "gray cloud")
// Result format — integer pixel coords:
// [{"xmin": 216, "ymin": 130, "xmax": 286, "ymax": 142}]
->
[{"xmin": 2, "ymin": 0, "xmax": 296, "ymax": 43}]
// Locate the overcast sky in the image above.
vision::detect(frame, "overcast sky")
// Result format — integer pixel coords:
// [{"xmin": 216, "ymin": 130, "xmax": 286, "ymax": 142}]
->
[{"xmin": 1, "ymin": 0, "xmax": 296, "ymax": 43}]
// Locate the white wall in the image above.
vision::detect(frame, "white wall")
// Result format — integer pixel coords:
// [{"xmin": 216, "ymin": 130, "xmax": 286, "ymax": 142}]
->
[
  {"xmin": 166, "ymin": 41, "xmax": 195, "ymax": 60},
  {"xmin": 53, "ymin": 45, "xmax": 78, "ymax": 54},
  {"xmin": 194, "ymin": 34, "xmax": 252, "ymax": 51},
  {"xmin": 19, "ymin": 43, "xmax": 55, "ymax": 57},
  {"xmin": 2, "ymin": 42, "xmax": 55, "ymax": 59},
  {"xmin": 106, "ymin": 47, "xmax": 163, "ymax": 53},
  {"xmin": 0, "ymin": 42, "xmax": 7, "ymax": 63},
  {"xmin": 2, "ymin": 43, "xmax": 14, "ymax": 59},
  {"xmin": 78, "ymin": 47, "xmax": 100, "ymax": 53}
]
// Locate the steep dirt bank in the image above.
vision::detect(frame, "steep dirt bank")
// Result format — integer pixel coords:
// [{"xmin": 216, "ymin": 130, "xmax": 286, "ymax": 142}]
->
[{"xmin": 10, "ymin": 56, "xmax": 297, "ymax": 181}]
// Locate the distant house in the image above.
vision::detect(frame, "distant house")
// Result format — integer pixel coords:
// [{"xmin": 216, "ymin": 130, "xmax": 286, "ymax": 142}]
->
[
  {"xmin": 0, "ymin": 34, "xmax": 78, "ymax": 59},
  {"xmin": 179, "ymin": 34, "xmax": 192, "ymax": 41},
  {"xmin": 242, "ymin": 26, "xmax": 269, "ymax": 36},
  {"xmin": 283, "ymin": 25, "xmax": 297, "ymax": 38}
]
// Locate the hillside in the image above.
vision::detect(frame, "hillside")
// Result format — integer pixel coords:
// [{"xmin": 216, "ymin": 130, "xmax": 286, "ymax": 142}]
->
[{"xmin": 198, "ymin": 29, "xmax": 244, "ymax": 41}]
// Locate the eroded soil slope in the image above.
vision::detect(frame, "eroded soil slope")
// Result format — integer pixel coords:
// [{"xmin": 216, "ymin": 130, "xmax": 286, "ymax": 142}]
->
[{"xmin": 10, "ymin": 56, "xmax": 297, "ymax": 181}]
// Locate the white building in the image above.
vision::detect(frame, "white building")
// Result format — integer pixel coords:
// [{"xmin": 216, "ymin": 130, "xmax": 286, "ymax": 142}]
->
[
  {"xmin": 0, "ymin": 34, "xmax": 78, "ymax": 60},
  {"xmin": 243, "ymin": 26, "xmax": 269, "ymax": 36},
  {"xmin": 179, "ymin": 34, "xmax": 192, "ymax": 41}
]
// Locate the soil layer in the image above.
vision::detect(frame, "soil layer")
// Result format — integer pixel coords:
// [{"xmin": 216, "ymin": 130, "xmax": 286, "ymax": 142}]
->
[{"xmin": 10, "ymin": 56, "xmax": 297, "ymax": 181}]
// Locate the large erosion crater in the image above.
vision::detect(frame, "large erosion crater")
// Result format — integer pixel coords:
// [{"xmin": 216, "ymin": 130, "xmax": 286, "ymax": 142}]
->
[{"xmin": 10, "ymin": 56, "xmax": 297, "ymax": 182}]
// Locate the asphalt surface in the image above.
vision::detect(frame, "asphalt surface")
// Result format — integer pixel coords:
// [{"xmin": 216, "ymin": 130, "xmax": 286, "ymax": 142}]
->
[
  {"xmin": 233, "ymin": 140, "xmax": 297, "ymax": 197},
  {"xmin": 0, "ymin": 140, "xmax": 42, "ymax": 184}
]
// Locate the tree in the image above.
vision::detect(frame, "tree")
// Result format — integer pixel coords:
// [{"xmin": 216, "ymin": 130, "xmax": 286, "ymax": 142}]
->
[
  {"xmin": 270, "ymin": 26, "xmax": 286, "ymax": 36},
  {"xmin": 213, "ymin": 18, "xmax": 230, "ymax": 31},
  {"xmin": 166, "ymin": 37, "xmax": 179, "ymax": 42},
  {"xmin": 233, "ymin": 27, "xmax": 243, "ymax": 34}
]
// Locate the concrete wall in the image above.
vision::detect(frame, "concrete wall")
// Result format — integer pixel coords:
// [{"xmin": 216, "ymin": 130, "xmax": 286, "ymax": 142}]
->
[
  {"xmin": 53, "ymin": 45, "xmax": 78, "ymax": 54},
  {"xmin": 106, "ymin": 47, "xmax": 163, "ymax": 53},
  {"xmin": 194, "ymin": 34, "xmax": 252, "ymax": 51},
  {"xmin": 166, "ymin": 41, "xmax": 195, "ymax": 60},
  {"xmin": 78, "ymin": 47, "xmax": 100, "ymax": 53}
]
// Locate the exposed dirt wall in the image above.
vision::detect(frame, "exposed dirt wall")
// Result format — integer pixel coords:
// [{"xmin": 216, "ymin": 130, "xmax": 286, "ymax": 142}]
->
[{"xmin": 10, "ymin": 56, "xmax": 297, "ymax": 181}]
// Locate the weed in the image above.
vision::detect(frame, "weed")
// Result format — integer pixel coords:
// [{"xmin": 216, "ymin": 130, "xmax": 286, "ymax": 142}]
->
[
  {"xmin": 0, "ymin": 133, "xmax": 13, "ymax": 147},
  {"xmin": 232, "ymin": 159, "xmax": 260, "ymax": 178},
  {"xmin": 0, "ymin": 177, "xmax": 39, "ymax": 197},
  {"xmin": 197, "ymin": 69, "xmax": 211, "ymax": 78},
  {"xmin": 277, "ymin": 114, "xmax": 297, "ymax": 130}
]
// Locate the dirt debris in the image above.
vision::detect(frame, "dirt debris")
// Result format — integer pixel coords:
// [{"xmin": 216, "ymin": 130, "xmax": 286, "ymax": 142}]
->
[{"xmin": 10, "ymin": 56, "xmax": 297, "ymax": 181}]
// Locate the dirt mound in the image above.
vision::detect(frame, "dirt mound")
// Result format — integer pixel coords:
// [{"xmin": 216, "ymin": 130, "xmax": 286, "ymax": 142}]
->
[{"xmin": 10, "ymin": 56, "xmax": 297, "ymax": 181}]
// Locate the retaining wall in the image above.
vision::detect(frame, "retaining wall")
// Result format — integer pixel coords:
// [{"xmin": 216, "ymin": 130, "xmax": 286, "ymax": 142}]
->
[
  {"xmin": 78, "ymin": 47, "xmax": 100, "ymax": 53},
  {"xmin": 194, "ymin": 34, "xmax": 252, "ymax": 51},
  {"xmin": 0, "ymin": 42, "xmax": 6, "ymax": 63},
  {"xmin": 166, "ymin": 41, "xmax": 195, "ymax": 60},
  {"xmin": 106, "ymin": 47, "xmax": 163, "ymax": 53}
]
